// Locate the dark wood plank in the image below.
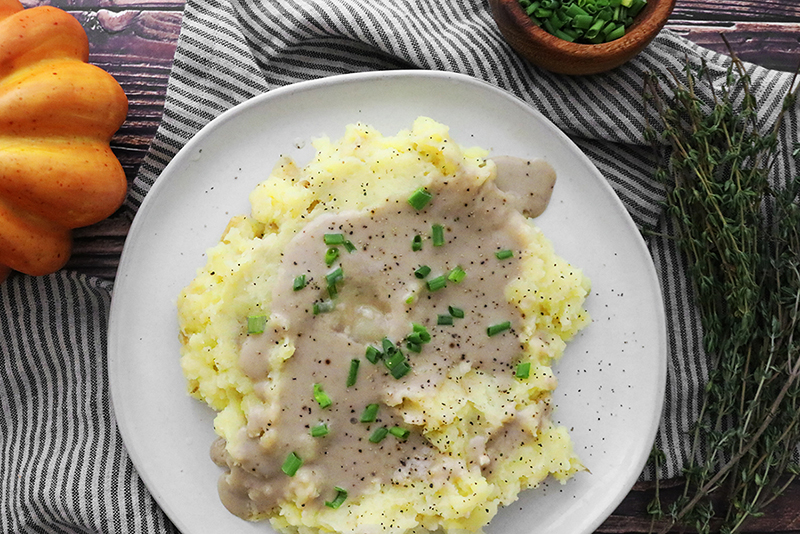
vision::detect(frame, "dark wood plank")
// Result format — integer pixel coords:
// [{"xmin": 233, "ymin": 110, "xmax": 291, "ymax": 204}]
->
[
  {"xmin": 666, "ymin": 21, "xmax": 800, "ymax": 72},
  {"xmin": 672, "ymin": 0, "xmax": 800, "ymax": 22}
]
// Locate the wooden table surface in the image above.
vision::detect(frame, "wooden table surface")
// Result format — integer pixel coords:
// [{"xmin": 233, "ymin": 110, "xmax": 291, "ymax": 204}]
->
[{"xmin": 35, "ymin": 0, "xmax": 800, "ymax": 531}]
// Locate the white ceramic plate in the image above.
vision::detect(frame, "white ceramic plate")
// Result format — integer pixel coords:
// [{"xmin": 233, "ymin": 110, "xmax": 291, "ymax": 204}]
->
[{"xmin": 109, "ymin": 70, "xmax": 666, "ymax": 534}]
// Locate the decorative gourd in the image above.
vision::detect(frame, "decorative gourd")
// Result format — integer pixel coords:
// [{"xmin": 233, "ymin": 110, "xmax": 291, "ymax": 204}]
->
[{"xmin": 0, "ymin": 0, "xmax": 128, "ymax": 280}]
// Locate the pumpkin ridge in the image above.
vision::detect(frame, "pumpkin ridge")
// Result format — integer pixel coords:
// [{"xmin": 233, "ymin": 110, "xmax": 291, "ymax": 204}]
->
[
  {"xmin": 0, "ymin": 5, "xmax": 89, "ymax": 80},
  {"xmin": 0, "ymin": 59, "xmax": 128, "ymax": 138},
  {"xmin": 0, "ymin": 138, "xmax": 127, "ymax": 228},
  {"xmin": 0, "ymin": 195, "xmax": 72, "ymax": 276}
]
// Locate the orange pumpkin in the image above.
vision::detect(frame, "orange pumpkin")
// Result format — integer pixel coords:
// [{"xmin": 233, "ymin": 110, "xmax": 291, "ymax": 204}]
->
[{"xmin": 0, "ymin": 0, "xmax": 128, "ymax": 280}]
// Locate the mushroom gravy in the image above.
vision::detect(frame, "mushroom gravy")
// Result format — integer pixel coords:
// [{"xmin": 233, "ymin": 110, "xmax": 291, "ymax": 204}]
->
[{"xmin": 214, "ymin": 160, "xmax": 550, "ymax": 516}]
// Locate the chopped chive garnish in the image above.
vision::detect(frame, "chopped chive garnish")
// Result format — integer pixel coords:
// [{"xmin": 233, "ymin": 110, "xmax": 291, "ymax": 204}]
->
[
  {"xmin": 343, "ymin": 240, "xmax": 357, "ymax": 253},
  {"xmin": 281, "ymin": 452, "xmax": 303, "ymax": 476},
  {"xmin": 389, "ymin": 426, "xmax": 410, "ymax": 440},
  {"xmin": 384, "ymin": 350, "xmax": 406, "ymax": 370},
  {"xmin": 390, "ymin": 361, "xmax": 411, "ymax": 379},
  {"xmin": 323, "ymin": 233, "xmax": 345, "ymax": 245},
  {"xmin": 369, "ymin": 426, "xmax": 389, "ymax": 443},
  {"xmin": 406, "ymin": 332, "xmax": 423, "ymax": 345},
  {"xmin": 519, "ymin": 0, "xmax": 644, "ymax": 43},
  {"xmin": 292, "ymin": 275, "xmax": 307, "ymax": 291},
  {"xmin": 427, "ymin": 275, "xmax": 447, "ymax": 292},
  {"xmin": 447, "ymin": 266, "xmax": 466, "ymax": 283},
  {"xmin": 412, "ymin": 234, "xmax": 423, "ymax": 251},
  {"xmin": 365, "ymin": 345, "xmax": 382, "ymax": 364},
  {"xmin": 346, "ymin": 359, "xmax": 360, "ymax": 387},
  {"xmin": 327, "ymin": 267, "xmax": 342, "ymax": 297},
  {"xmin": 448, "ymin": 306, "xmax": 465, "ymax": 318},
  {"xmin": 325, "ymin": 486, "xmax": 348, "ymax": 509},
  {"xmin": 516, "ymin": 362, "xmax": 531, "ymax": 379},
  {"xmin": 406, "ymin": 341, "xmax": 422, "ymax": 353},
  {"xmin": 311, "ymin": 423, "xmax": 329, "ymax": 437},
  {"xmin": 408, "ymin": 187, "xmax": 433, "ymax": 210},
  {"xmin": 487, "ymin": 321, "xmax": 512, "ymax": 337},
  {"xmin": 359, "ymin": 404, "xmax": 378, "ymax": 423},
  {"xmin": 324, "ymin": 247, "xmax": 339, "ymax": 266},
  {"xmin": 432, "ymin": 224, "xmax": 445, "ymax": 246},
  {"xmin": 495, "ymin": 249, "xmax": 514, "ymax": 260},
  {"xmin": 412, "ymin": 323, "xmax": 431, "ymax": 343},
  {"xmin": 414, "ymin": 265, "xmax": 431, "ymax": 279},
  {"xmin": 313, "ymin": 383, "xmax": 332, "ymax": 409},
  {"xmin": 382, "ymin": 337, "xmax": 396, "ymax": 354},
  {"xmin": 360, "ymin": 403, "xmax": 379, "ymax": 423},
  {"xmin": 383, "ymin": 348, "xmax": 411, "ymax": 379},
  {"xmin": 246, "ymin": 315, "xmax": 267, "ymax": 334},
  {"xmin": 326, "ymin": 266, "xmax": 344, "ymax": 284},
  {"xmin": 313, "ymin": 300, "xmax": 335, "ymax": 315},
  {"xmin": 437, "ymin": 314, "xmax": 454, "ymax": 326}
]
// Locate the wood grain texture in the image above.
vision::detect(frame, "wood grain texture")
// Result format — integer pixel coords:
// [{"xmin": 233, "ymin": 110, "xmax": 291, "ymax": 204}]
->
[{"xmin": 47, "ymin": 1, "xmax": 800, "ymax": 531}]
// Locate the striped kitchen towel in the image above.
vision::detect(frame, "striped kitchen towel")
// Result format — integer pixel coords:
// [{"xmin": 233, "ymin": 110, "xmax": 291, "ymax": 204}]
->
[{"xmin": 1, "ymin": 0, "xmax": 797, "ymax": 532}]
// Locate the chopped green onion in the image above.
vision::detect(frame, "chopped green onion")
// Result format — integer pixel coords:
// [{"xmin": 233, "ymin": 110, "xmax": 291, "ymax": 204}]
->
[
  {"xmin": 325, "ymin": 486, "xmax": 348, "ymax": 509},
  {"xmin": 412, "ymin": 234, "xmax": 423, "ymax": 251},
  {"xmin": 517, "ymin": 0, "xmax": 645, "ymax": 43},
  {"xmin": 384, "ymin": 349, "xmax": 406, "ymax": 370},
  {"xmin": 516, "ymin": 362, "xmax": 532, "ymax": 379},
  {"xmin": 432, "ymin": 224, "xmax": 445, "ymax": 246},
  {"xmin": 246, "ymin": 315, "xmax": 267, "ymax": 334},
  {"xmin": 360, "ymin": 403, "xmax": 379, "ymax": 423},
  {"xmin": 406, "ymin": 341, "xmax": 422, "ymax": 353},
  {"xmin": 323, "ymin": 233, "xmax": 345, "ymax": 245},
  {"xmin": 365, "ymin": 345, "xmax": 382, "ymax": 364},
  {"xmin": 343, "ymin": 240, "xmax": 357, "ymax": 253},
  {"xmin": 406, "ymin": 332, "xmax": 423, "ymax": 345},
  {"xmin": 282, "ymin": 452, "xmax": 303, "ymax": 476},
  {"xmin": 326, "ymin": 266, "xmax": 343, "ymax": 298},
  {"xmin": 414, "ymin": 265, "xmax": 431, "ymax": 279},
  {"xmin": 313, "ymin": 383, "xmax": 332, "ymax": 409},
  {"xmin": 487, "ymin": 321, "xmax": 512, "ymax": 337},
  {"xmin": 412, "ymin": 323, "xmax": 431, "ymax": 343},
  {"xmin": 292, "ymin": 275, "xmax": 307, "ymax": 291},
  {"xmin": 384, "ymin": 349, "xmax": 411, "ymax": 379},
  {"xmin": 605, "ymin": 24, "xmax": 625, "ymax": 41},
  {"xmin": 382, "ymin": 337, "xmax": 396, "ymax": 354},
  {"xmin": 447, "ymin": 266, "xmax": 466, "ymax": 283},
  {"xmin": 390, "ymin": 361, "xmax": 411, "ymax": 379},
  {"xmin": 437, "ymin": 314, "xmax": 454, "ymax": 326},
  {"xmin": 495, "ymin": 249, "xmax": 514, "ymax": 260},
  {"xmin": 346, "ymin": 359, "xmax": 360, "ymax": 387},
  {"xmin": 311, "ymin": 423, "xmax": 329, "ymax": 437},
  {"xmin": 313, "ymin": 300, "xmax": 335, "ymax": 315},
  {"xmin": 326, "ymin": 266, "xmax": 344, "ymax": 285},
  {"xmin": 389, "ymin": 426, "xmax": 410, "ymax": 440},
  {"xmin": 369, "ymin": 426, "xmax": 389, "ymax": 443},
  {"xmin": 325, "ymin": 247, "xmax": 339, "ymax": 266},
  {"xmin": 407, "ymin": 187, "xmax": 433, "ymax": 210},
  {"xmin": 427, "ymin": 275, "xmax": 447, "ymax": 292},
  {"xmin": 448, "ymin": 306, "xmax": 465, "ymax": 318}
]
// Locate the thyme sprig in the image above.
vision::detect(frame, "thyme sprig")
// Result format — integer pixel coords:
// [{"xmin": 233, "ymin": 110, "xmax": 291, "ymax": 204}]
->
[{"xmin": 643, "ymin": 45, "xmax": 800, "ymax": 534}]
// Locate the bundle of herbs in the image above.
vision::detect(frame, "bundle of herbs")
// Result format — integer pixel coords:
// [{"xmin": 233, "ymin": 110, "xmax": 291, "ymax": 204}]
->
[{"xmin": 643, "ymin": 47, "xmax": 800, "ymax": 534}]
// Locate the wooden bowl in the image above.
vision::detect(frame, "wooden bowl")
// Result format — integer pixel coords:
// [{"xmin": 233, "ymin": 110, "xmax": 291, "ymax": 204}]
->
[{"xmin": 489, "ymin": 0, "xmax": 676, "ymax": 75}]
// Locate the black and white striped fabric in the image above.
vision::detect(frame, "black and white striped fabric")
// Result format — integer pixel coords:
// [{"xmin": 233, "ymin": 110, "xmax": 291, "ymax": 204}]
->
[{"xmin": 2, "ymin": 0, "xmax": 797, "ymax": 532}]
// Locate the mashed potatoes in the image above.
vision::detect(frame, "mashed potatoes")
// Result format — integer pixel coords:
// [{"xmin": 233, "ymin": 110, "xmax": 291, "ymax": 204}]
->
[{"xmin": 177, "ymin": 117, "xmax": 591, "ymax": 534}]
